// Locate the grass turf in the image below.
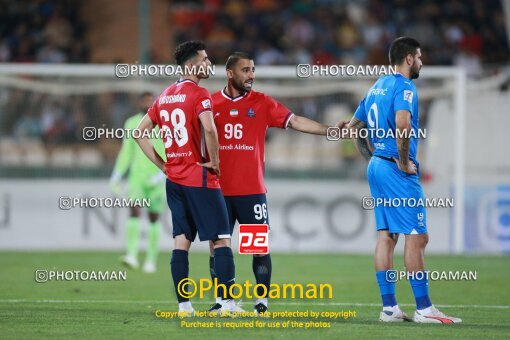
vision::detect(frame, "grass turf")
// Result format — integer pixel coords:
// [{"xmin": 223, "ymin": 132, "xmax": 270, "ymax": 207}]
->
[{"xmin": 0, "ymin": 252, "xmax": 509, "ymax": 339}]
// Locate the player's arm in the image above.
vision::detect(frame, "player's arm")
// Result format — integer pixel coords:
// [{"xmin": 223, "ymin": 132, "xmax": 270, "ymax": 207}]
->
[
  {"xmin": 287, "ymin": 115, "xmax": 330, "ymax": 135},
  {"xmin": 197, "ymin": 111, "xmax": 220, "ymax": 176},
  {"xmin": 393, "ymin": 110, "xmax": 417, "ymax": 174},
  {"xmin": 347, "ymin": 117, "xmax": 373, "ymax": 161},
  {"xmin": 109, "ymin": 121, "xmax": 134, "ymax": 193},
  {"xmin": 133, "ymin": 114, "xmax": 166, "ymax": 173},
  {"xmin": 267, "ymin": 96, "xmax": 345, "ymax": 134}
]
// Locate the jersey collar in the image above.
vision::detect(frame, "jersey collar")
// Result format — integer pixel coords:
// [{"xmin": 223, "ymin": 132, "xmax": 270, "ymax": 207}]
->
[
  {"xmin": 221, "ymin": 87, "xmax": 249, "ymax": 102},
  {"xmin": 176, "ymin": 79, "xmax": 197, "ymax": 85}
]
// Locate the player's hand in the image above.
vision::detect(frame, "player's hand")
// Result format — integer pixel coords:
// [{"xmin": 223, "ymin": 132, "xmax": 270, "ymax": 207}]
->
[
  {"xmin": 393, "ymin": 158, "xmax": 417, "ymax": 174},
  {"xmin": 335, "ymin": 120, "xmax": 349, "ymax": 129},
  {"xmin": 197, "ymin": 161, "xmax": 220, "ymax": 176}
]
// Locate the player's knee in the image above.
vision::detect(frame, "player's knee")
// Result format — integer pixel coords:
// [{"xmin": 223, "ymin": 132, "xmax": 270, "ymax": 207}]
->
[
  {"xmin": 174, "ymin": 234, "xmax": 191, "ymax": 251},
  {"xmin": 378, "ymin": 232, "xmax": 398, "ymax": 248},
  {"xmin": 148, "ymin": 212, "xmax": 159, "ymax": 223},
  {"xmin": 420, "ymin": 233, "xmax": 429, "ymax": 247},
  {"xmin": 212, "ymin": 238, "xmax": 230, "ymax": 248},
  {"xmin": 382, "ymin": 238, "xmax": 397, "ymax": 250},
  {"xmin": 130, "ymin": 206, "xmax": 141, "ymax": 217}
]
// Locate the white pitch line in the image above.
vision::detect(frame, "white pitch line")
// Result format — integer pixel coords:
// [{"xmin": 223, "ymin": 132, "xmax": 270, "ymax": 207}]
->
[{"xmin": 0, "ymin": 299, "xmax": 509, "ymax": 309}]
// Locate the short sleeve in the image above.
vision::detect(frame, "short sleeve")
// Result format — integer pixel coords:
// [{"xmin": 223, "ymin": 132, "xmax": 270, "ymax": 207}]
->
[
  {"xmin": 265, "ymin": 95, "xmax": 293, "ymax": 129},
  {"xmin": 394, "ymin": 82, "xmax": 414, "ymax": 115},
  {"xmin": 195, "ymin": 91, "xmax": 213, "ymax": 117},
  {"xmin": 353, "ymin": 97, "xmax": 367, "ymax": 123},
  {"xmin": 147, "ymin": 98, "xmax": 159, "ymax": 125}
]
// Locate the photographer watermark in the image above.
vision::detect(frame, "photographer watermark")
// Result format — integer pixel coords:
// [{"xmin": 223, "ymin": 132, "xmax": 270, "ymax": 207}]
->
[
  {"xmin": 385, "ymin": 270, "xmax": 477, "ymax": 283},
  {"xmin": 59, "ymin": 196, "xmax": 150, "ymax": 210},
  {"xmin": 82, "ymin": 126, "xmax": 182, "ymax": 141},
  {"xmin": 177, "ymin": 278, "xmax": 333, "ymax": 300},
  {"xmin": 35, "ymin": 270, "xmax": 127, "ymax": 283},
  {"xmin": 115, "ymin": 64, "xmax": 215, "ymax": 78},
  {"xmin": 297, "ymin": 64, "xmax": 396, "ymax": 78},
  {"xmin": 326, "ymin": 127, "xmax": 427, "ymax": 141},
  {"xmin": 362, "ymin": 196, "xmax": 454, "ymax": 210}
]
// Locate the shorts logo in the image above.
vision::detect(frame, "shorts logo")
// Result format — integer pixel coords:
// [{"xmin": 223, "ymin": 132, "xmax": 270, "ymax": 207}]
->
[
  {"xmin": 247, "ymin": 108, "xmax": 255, "ymax": 117},
  {"xmin": 230, "ymin": 109, "xmax": 238, "ymax": 117},
  {"xmin": 238, "ymin": 224, "xmax": 269, "ymax": 255},
  {"xmin": 202, "ymin": 99, "xmax": 211, "ymax": 109},
  {"xmin": 417, "ymin": 212, "xmax": 425, "ymax": 227},
  {"xmin": 404, "ymin": 90, "xmax": 413, "ymax": 103}
]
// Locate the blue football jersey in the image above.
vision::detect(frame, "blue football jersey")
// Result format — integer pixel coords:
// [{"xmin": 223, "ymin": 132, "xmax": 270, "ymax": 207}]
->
[{"xmin": 354, "ymin": 73, "xmax": 419, "ymax": 164}]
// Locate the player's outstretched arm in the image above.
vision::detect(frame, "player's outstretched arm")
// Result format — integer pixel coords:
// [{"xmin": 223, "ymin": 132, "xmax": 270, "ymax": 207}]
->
[
  {"xmin": 287, "ymin": 114, "xmax": 331, "ymax": 135},
  {"xmin": 393, "ymin": 110, "xmax": 417, "ymax": 174},
  {"xmin": 347, "ymin": 117, "xmax": 373, "ymax": 161},
  {"xmin": 197, "ymin": 111, "xmax": 220, "ymax": 176},
  {"xmin": 133, "ymin": 114, "xmax": 166, "ymax": 173}
]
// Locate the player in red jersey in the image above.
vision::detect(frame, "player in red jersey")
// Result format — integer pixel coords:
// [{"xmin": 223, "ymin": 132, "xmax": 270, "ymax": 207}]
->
[
  {"xmin": 208, "ymin": 52, "xmax": 340, "ymax": 315},
  {"xmin": 135, "ymin": 41, "xmax": 242, "ymax": 316}
]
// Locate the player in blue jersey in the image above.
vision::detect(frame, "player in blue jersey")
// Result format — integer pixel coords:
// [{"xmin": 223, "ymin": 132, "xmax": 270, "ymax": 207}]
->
[{"xmin": 346, "ymin": 37, "xmax": 462, "ymax": 323}]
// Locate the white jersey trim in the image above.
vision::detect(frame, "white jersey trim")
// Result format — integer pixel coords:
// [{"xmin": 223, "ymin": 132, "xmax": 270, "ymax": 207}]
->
[
  {"xmin": 221, "ymin": 88, "xmax": 248, "ymax": 102},
  {"xmin": 284, "ymin": 113, "xmax": 295, "ymax": 129}
]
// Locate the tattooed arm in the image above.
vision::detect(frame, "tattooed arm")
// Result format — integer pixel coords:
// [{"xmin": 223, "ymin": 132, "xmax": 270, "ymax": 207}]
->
[
  {"xmin": 394, "ymin": 110, "xmax": 417, "ymax": 174},
  {"xmin": 347, "ymin": 117, "xmax": 373, "ymax": 161}
]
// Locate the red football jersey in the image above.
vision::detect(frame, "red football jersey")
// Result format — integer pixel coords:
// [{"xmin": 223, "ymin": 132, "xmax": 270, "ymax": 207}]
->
[
  {"xmin": 212, "ymin": 88, "xmax": 294, "ymax": 196},
  {"xmin": 148, "ymin": 79, "xmax": 219, "ymax": 188}
]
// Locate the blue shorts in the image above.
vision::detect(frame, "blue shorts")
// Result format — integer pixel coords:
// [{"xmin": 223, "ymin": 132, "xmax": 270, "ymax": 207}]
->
[
  {"xmin": 224, "ymin": 194, "xmax": 269, "ymax": 234},
  {"xmin": 165, "ymin": 179, "xmax": 230, "ymax": 242},
  {"xmin": 367, "ymin": 156, "xmax": 427, "ymax": 235}
]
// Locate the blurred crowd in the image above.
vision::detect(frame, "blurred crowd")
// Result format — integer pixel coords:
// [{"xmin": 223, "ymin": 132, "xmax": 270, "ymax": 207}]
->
[
  {"xmin": 1, "ymin": 0, "xmax": 508, "ymax": 66},
  {"xmin": 1, "ymin": 0, "xmax": 509, "ymax": 173},
  {"xmin": 171, "ymin": 0, "xmax": 509, "ymax": 72},
  {"xmin": 0, "ymin": 0, "xmax": 89, "ymax": 63}
]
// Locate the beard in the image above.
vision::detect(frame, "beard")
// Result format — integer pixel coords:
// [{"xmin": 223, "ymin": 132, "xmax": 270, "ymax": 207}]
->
[
  {"xmin": 141, "ymin": 107, "xmax": 150, "ymax": 114},
  {"xmin": 232, "ymin": 78, "xmax": 252, "ymax": 93},
  {"xmin": 197, "ymin": 72, "xmax": 209, "ymax": 79},
  {"xmin": 410, "ymin": 63, "xmax": 421, "ymax": 79}
]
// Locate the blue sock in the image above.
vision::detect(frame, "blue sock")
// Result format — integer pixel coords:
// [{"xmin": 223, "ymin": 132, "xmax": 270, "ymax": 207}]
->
[
  {"xmin": 214, "ymin": 247, "xmax": 235, "ymax": 300},
  {"xmin": 376, "ymin": 271, "xmax": 397, "ymax": 307},
  {"xmin": 409, "ymin": 271, "xmax": 432, "ymax": 310},
  {"xmin": 252, "ymin": 254, "xmax": 272, "ymax": 298},
  {"xmin": 170, "ymin": 249, "xmax": 189, "ymax": 303}
]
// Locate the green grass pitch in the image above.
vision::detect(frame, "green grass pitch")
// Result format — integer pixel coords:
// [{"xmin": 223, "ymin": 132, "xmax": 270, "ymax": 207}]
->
[{"xmin": 1, "ymin": 252, "xmax": 509, "ymax": 339}]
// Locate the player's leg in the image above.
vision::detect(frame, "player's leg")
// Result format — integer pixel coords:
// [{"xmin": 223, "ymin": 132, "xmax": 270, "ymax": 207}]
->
[
  {"xmin": 368, "ymin": 157, "xmax": 409, "ymax": 322},
  {"xmin": 233, "ymin": 194, "xmax": 271, "ymax": 314},
  {"xmin": 143, "ymin": 184, "xmax": 165, "ymax": 273},
  {"xmin": 404, "ymin": 233, "xmax": 431, "ymax": 311},
  {"xmin": 183, "ymin": 186, "xmax": 241, "ymax": 314},
  {"xmin": 208, "ymin": 241, "xmax": 216, "ymax": 279},
  {"xmin": 122, "ymin": 177, "xmax": 143, "ymax": 269},
  {"xmin": 401, "ymin": 177, "xmax": 461, "ymax": 323},
  {"xmin": 142, "ymin": 211, "xmax": 160, "ymax": 273},
  {"xmin": 375, "ymin": 230, "xmax": 399, "ymax": 310},
  {"xmin": 210, "ymin": 237, "xmax": 240, "ymax": 314},
  {"xmin": 208, "ymin": 196, "xmax": 235, "ymax": 285},
  {"xmin": 166, "ymin": 179, "xmax": 197, "ymax": 315},
  {"xmin": 171, "ymin": 234, "xmax": 193, "ymax": 315}
]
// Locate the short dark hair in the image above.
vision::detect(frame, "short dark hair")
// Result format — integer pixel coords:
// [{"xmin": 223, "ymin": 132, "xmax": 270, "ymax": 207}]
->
[
  {"xmin": 225, "ymin": 52, "xmax": 253, "ymax": 70},
  {"xmin": 139, "ymin": 91, "xmax": 152, "ymax": 99},
  {"xmin": 174, "ymin": 40, "xmax": 206, "ymax": 66},
  {"xmin": 389, "ymin": 37, "xmax": 420, "ymax": 65}
]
